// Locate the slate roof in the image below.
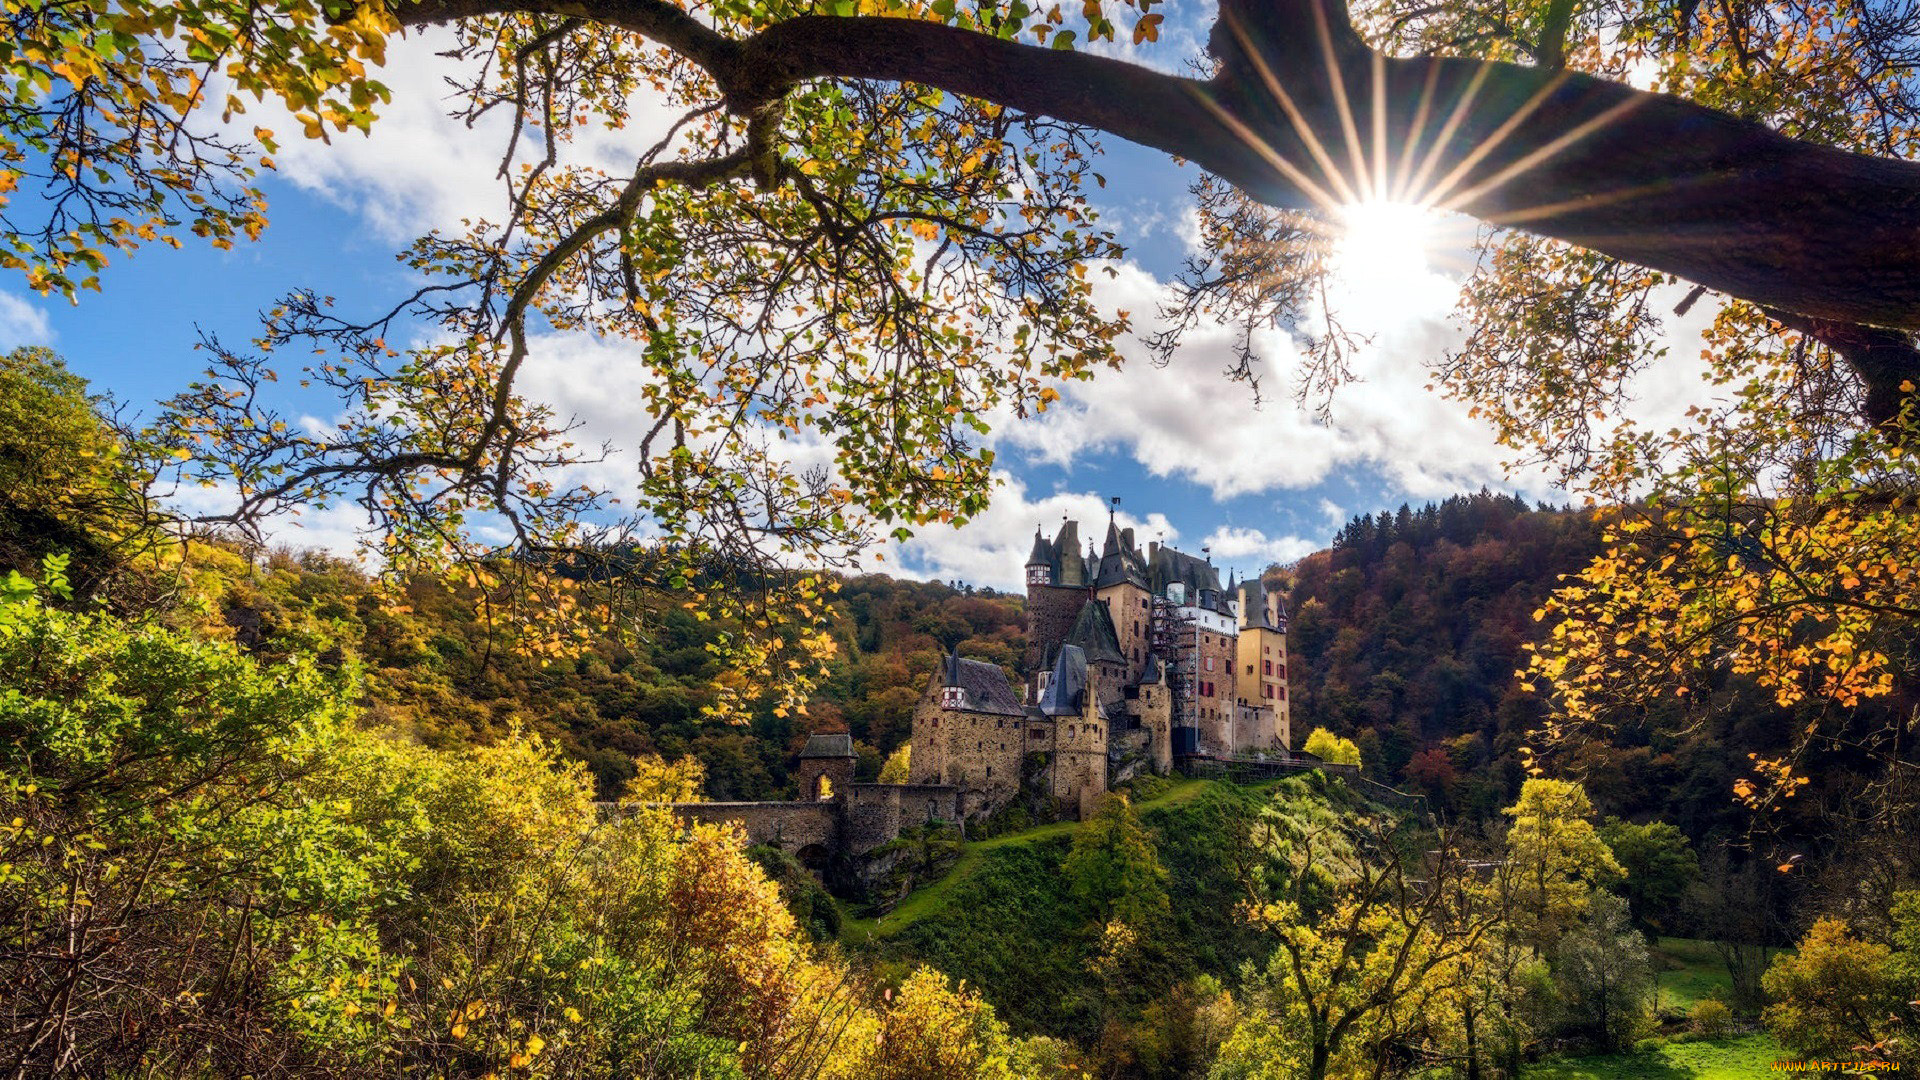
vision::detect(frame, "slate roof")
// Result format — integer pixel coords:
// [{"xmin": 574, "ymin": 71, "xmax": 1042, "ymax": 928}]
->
[
  {"xmin": 1036, "ymin": 644, "xmax": 1089, "ymax": 716},
  {"xmin": 1052, "ymin": 520, "xmax": 1086, "ymax": 585},
  {"xmin": 799, "ymin": 733, "xmax": 855, "ymax": 758},
  {"xmin": 1240, "ymin": 575, "xmax": 1286, "ymax": 631},
  {"xmin": 938, "ymin": 653, "xmax": 1026, "ymax": 716},
  {"xmin": 1094, "ymin": 521, "xmax": 1149, "ymax": 588},
  {"xmin": 1026, "ymin": 528, "xmax": 1053, "ymax": 567},
  {"xmin": 1144, "ymin": 538, "xmax": 1221, "ymax": 607},
  {"xmin": 1065, "ymin": 598, "xmax": 1127, "ymax": 667}
]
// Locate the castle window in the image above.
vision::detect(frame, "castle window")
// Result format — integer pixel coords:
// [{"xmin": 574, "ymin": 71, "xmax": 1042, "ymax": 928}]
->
[
  {"xmin": 1264, "ymin": 685, "xmax": 1273, "ymax": 698},
  {"xmin": 986, "ymin": 766, "xmax": 992, "ymax": 779},
  {"xmin": 1246, "ymin": 664, "xmax": 1254, "ymax": 675},
  {"xmin": 1264, "ymin": 660, "xmax": 1273, "ymax": 675},
  {"xmin": 1278, "ymin": 687, "xmax": 1287, "ymax": 700},
  {"xmin": 941, "ymin": 685, "xmax": 968, "ymax": 709}
]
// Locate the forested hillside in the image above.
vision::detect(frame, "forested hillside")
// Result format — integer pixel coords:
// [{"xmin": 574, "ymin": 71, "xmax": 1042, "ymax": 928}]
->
[
  {"xmin": 1283, "ymin": 493, "xmax": 1920, "ymax": 871},
  {"xmin": 66, "ymin": 545, "xmax": 1024, "ymax": 803},
  {"xmin": 1284, "ymin": 493, "xmax": 1594, "ymax": 818},
  {"xmin": 7, "ymin": 347, "xmax": 1920, "ymax": 1076}
]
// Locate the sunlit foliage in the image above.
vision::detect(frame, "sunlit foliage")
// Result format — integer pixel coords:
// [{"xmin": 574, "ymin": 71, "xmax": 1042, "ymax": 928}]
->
[{"xmin": 0, "ymin": 570, "xmax": 1032, "ymax": 1076}]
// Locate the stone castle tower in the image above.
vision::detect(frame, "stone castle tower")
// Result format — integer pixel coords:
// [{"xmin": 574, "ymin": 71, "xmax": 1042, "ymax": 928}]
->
[{"xmin": 911, "ymin": 509, "xmax": 1293, "ymax": 820}]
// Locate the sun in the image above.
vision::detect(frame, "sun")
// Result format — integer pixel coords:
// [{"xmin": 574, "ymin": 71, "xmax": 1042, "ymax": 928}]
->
[
  {"xmin": 1327, "ymin": 199, "xmax": 1443, "ymax": 326},
  {"xmin": 1333, "ymin": 199, "xmax": 1434, "ymax": 282}
]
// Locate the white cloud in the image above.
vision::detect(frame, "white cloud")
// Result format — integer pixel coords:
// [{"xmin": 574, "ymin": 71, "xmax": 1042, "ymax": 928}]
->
[
  {"xmin": 1002, "ymin": 259, "xmax": 1546, "ymax": 502},
  {"xmin": 255, "ymin": 30, "xmax": 685, "ymax": 239},
  {"xmin": 877, "ymin": 473, "xmax": 1181, "ymax": 591},
  {"xmin": 1202, "ymin": 524, "xmax": 1316, "ymax": 570},
  {"xmin": 0, "ymin": 292, "xmax": 53, "ymax": 349},
  {"xmin": 166, "ymin": 480, "xmax": 374, "ymax": 559}
]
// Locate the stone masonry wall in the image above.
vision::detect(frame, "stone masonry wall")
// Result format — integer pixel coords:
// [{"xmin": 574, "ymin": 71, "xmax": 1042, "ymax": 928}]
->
[
  {"xmin": 1194, "ymin": 626, "xmax": 1239, "ymax": 755},
  {"xmin": 664, "ymin": 801, "xmax": 840, "ymax": 852},
  {"xmin": 1024, "ymin": 583, "xmax": 1090, "ymax": 680},
  {"xmin": 1098, "ymin": 582, "xmax": 1153, "ymax": 679}
]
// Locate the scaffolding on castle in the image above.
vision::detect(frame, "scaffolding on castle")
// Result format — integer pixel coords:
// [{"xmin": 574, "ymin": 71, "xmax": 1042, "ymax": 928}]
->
[{"xmin": 1149, "ymin": 596, "xmax": 1200, "ymax": 754}]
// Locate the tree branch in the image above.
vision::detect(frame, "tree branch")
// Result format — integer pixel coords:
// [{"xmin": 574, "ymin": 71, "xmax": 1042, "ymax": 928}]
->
[{"xmin": 395, "ymin": 1, "xmax": 1920, "ymax": 333}]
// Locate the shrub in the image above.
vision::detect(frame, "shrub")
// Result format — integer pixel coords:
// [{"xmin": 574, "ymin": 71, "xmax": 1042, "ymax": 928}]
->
[
  {"xmin": 1302, "ymin": 727, "xmax": 1361, "ymax": 766},
  {"xmin": 0, "ymin": 582, "xmax": 1009, "ymax": 1077},
  {"xmin": 1691, "ymin": 998, "xmax": 1734, "ymax": 1037}
]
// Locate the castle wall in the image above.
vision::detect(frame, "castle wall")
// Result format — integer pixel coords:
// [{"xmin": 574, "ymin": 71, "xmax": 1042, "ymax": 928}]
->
[
  {"xmin": 1135, "ymin": 682, "xmax": 1174, "ymax": 773},
  {"xmin": 1193, "ymin": 625, "xmax": 1239, "ymax": 756},
  {"xmin": 1232, "ymin": 703, "xmax": 1283, "ymax": 753},
  {"xmin": 1049, "ymin": 683, "xmax": 1109, "ymax": 815},
  {"xmin": 909, "ymin": 699, "xmax": 1027, "ymax": 813},
  {"xmin": 795, "ymin": 755, "xmax": 856, "ymax": 800},
  {"xmin": 1274, "ymin": 631, "xmax": 1290, "ymax": 750},
  {"xmin": 844, "ymin": 783, "xmax": 962, "ymax": 852},
  {"xmin": 908, "ymin": 696, "xmax": 948, "ymax": 784},
  {"xmin": 648, "ymin": 781, "xmax": 962, "ymax": 871},
  {"xmin": 1097, "ymin": 581, "xmax": 1153, "ymax": 680},
  {"xmin": 1235, "ymin": 625, "xmax": 1289, "ymax": 744},
  {"xmin": 1090, "ymin": 659, "xmax": 1130, "ymax": 713},
  {"xmin": 1024, "ymin": 583, "xmax": 1090, "ymax": 681},
  {"xmin": 664, "ymin": 801, "xmax": 841, "ymax": 853}
]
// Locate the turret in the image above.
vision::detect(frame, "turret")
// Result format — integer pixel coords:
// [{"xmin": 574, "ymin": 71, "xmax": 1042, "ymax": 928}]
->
[
  {"xmin": 1054, "ymin": 520, "xmax": 1085, "ymax": 586},
  {"xmin": 1240, "ymin": 575, "xmax": 1285, "ymax": 631},
  {"xmin": 939, "ymin": 647, "xmax": 969, "ymax": 710},
  {"xmin": 1026, "ymin": 527, "xmax": 1054, "ymax": 586}
]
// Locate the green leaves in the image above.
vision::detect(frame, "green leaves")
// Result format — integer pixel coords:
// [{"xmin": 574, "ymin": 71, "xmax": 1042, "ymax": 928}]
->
[{"xmin": 1, "ymin": 0, "xmax": 396, "ymax": 296}]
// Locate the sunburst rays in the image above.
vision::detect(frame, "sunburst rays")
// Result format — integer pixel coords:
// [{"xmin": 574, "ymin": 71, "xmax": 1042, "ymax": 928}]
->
[{"xmin": 1193, "ymin": 2, "xmax": 1650, "ymax": 308}]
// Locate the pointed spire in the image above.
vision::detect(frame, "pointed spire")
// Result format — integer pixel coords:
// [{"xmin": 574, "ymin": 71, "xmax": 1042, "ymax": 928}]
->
[{"xmin": 1026, "ymin": 525, "xmax": 1053, "ymax": 569}]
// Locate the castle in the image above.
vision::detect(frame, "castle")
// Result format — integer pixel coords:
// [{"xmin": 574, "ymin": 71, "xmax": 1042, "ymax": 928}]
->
[
  {"xmin": 653, "ymin": 510, "xmax": 1294, "ymax": 887},
  {"xmin": 909, "ymin": 513, "xmax": 1292, "ymax": 819}
]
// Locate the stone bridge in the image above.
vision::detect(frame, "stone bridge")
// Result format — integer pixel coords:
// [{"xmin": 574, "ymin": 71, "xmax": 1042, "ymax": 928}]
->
[{"xmin": 619, "ymin": 782, "xmax": 965, "ymax": 875}]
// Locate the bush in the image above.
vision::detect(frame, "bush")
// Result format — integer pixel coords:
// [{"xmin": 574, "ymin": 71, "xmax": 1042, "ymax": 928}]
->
[
  {"xmin": 1303, "ymin": 727, "xmax": 1362, "ymax": 766},
  {"xmin": 748, "ymin": 844, "xmax": 844, "ymax": 941},
  {"xmin": 0, "ymin": 582, "xmax": 1017, "ymax": 1077},
  {"xmin": 1123, "ymin": 772, "xmax": 1176, "ymax": 802},
  {"xmin": 1691, "ymin": 998, "xmax": 1734, "ymax": 1038}
]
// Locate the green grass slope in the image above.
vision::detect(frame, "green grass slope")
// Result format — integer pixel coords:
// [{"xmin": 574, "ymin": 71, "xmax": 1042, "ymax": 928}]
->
[
  {"xmin": 844, "ymin": 773, "xmax": 1375, "ymax": 1041},
  {"xmin": 1526, "ymin": 1034, "xmax": 1785, "ymax": 1078},
  {"xmin": 840, "ymin": 777, "xmax": 1225, "ymax": 941},
  {"xmin": 1651, "ymin": 937, "xmax": 1737, "ymax": 1015}
]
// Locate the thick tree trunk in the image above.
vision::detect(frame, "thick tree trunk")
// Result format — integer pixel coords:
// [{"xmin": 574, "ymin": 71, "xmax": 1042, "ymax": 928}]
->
[
  {"xmin": 398, "ymin": 0, "xmax": 1920, "ymax": 409},
  {"xmin": 1464, "ymin": 1002, "xmax": 1481, "ymax": 1080}
]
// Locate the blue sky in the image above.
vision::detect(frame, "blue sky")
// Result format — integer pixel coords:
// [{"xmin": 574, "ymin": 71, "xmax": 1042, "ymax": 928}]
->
[{"xmin": 0, "ymin": 19, "xmax": 1589, "ymax": 593}]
